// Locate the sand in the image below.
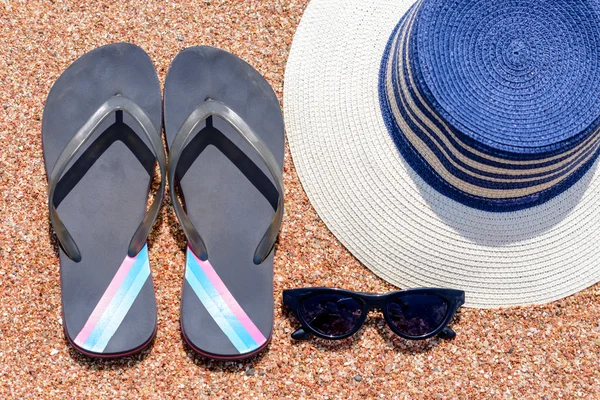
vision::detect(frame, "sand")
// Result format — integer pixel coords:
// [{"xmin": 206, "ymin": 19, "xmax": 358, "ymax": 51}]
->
[{"xmin": 0, "ymin": 0, "xmax": 599, "ymax": 398}]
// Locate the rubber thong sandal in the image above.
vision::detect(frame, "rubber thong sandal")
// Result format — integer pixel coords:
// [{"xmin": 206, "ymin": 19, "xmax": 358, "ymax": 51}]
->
[
  {"xmin": 42, "ymin": 43, "xmax": 165, "ymax": 358},
  {"xmin": 164, "ymin": 46, "xmax": 284, "ymax": 359}
]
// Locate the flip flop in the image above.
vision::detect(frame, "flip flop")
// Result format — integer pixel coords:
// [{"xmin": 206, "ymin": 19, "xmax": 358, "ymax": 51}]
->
[
  {"xmin": 42, "ymin": 43, "xmax": 165, "ymax": 358},
  {"xmin": 164, "ymin": 46, "xmax": 284, "ymax": 359}
]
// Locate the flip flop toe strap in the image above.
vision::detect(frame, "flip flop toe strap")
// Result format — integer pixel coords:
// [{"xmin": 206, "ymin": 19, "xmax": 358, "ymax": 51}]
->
[
  {"xmin": 168, "ymin": 99, "xmax": 284, "ymax": 264},
  {"xmin": 47, "ymin": 95, "xmax": 167, "ymax": 262}
]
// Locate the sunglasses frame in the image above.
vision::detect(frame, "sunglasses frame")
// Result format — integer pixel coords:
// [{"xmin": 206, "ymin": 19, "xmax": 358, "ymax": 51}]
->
[{"xmin": 283, "ymin": 287, "xmax": 465, "ymax": 341}]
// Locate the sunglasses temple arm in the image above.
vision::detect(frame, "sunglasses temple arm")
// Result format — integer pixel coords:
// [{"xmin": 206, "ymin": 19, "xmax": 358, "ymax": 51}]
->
[
  {"xmin": 437, "ymin": 326, "xmax": 456, "ymax": 340},
  {"xmin": 291, "ymin": 313, "xmax": 328, "ymax": 340},
  {"xmin": 291, "ymin": 327, "xmax": 312, "ymax": 340}
]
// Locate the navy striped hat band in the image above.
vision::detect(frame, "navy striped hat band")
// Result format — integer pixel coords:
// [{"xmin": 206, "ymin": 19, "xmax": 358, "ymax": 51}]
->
[{"xmin": 379, "ymin": 0, "xmax": 600, "ymax": 212}]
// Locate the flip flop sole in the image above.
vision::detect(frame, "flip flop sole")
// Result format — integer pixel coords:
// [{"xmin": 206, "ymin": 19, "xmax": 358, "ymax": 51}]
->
[
  {"xmin": 164, "ymin": 46, "xmax": 284, "ymax": 359},
  {"xmin": 42, "ymin": 43, "xmax": 161, "ymax": 357}
]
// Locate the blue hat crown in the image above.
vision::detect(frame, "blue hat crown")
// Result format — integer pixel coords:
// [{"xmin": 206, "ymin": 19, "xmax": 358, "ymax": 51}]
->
[{"xmin": 379, "ymin": 0, "xmax": 600, "ymax": 211}]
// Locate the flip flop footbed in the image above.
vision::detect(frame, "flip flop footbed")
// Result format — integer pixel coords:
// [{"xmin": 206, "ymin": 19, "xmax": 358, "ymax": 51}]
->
[
  {"xmin": 42, "ymin": 43, "xmax": 161, "ymax": 356},
  {"xmin": 164, "ymin": 46, "xmax": 284, "ymax": 358}
]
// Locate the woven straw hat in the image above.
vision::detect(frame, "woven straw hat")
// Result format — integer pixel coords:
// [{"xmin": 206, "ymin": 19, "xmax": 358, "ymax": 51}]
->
[{"xmin": 284, "ymin": 0, "xmax": 600, "ymax": 307}]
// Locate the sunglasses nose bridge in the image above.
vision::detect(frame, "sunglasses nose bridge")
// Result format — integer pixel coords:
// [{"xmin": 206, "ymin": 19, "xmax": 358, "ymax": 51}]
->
[{"xmin": 364, "ymin": 295, "xmax": 387, "ymax": 310}]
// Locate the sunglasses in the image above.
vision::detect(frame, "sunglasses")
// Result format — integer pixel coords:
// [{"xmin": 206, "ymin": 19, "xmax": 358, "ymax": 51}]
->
[{"xmin": 283, "ymin": 287, "xmax": 465, "ymax": 341}]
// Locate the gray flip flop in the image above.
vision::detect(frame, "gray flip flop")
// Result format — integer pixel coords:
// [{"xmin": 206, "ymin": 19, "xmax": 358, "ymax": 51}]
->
[
  {"xmin": 42, "ymin": 43, "xmax": 165, "ymax": 358},
  {"xmin": 164, "ymin": 46, "xmax": 284, "ymax": 359}
]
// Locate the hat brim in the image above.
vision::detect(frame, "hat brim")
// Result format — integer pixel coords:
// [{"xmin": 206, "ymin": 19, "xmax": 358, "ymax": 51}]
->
[{"xmin": 283, "ymin": 0, "xmax": 600, "ymax": 308}]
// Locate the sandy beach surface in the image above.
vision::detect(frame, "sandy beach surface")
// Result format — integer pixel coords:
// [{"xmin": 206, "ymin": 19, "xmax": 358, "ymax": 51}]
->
[{"xmin": 0, "ymin": 1, "xmax": 599, "ymax": 398}]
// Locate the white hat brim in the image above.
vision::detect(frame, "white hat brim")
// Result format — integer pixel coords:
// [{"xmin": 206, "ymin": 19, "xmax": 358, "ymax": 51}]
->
[{"xmin": 283, "ymin": 0, "xmax": 600, "ymax": 308}]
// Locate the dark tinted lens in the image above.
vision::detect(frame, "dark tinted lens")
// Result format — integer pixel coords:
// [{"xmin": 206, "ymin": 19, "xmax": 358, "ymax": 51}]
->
[
  {"xmin": 299, "ymin": 293, "xmax": 363, "ymax": 337},
  {"xmin": 387, "ymin": 294, "xmax": 449, "ymax": 337}
]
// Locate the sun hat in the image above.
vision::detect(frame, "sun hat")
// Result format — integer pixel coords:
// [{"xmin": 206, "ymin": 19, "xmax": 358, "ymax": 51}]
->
[{"xmin": 283, "ymin": 0, "xmax": 600, "ymax": 308}]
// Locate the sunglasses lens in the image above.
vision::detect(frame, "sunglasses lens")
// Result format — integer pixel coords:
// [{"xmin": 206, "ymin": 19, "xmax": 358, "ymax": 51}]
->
[
  {"xmin": 387, "ymin": 294, "xmax": 449, "ymax": 337},
  {"xmin": 299, "ymin": 293, "xmax": 363, "ymax": 338}
]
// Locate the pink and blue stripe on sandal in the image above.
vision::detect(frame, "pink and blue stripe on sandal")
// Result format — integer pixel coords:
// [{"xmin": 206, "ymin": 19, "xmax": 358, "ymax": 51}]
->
[
  {"xmin": 74, "ymin": 246, "xmax": 151, "ymax": 354},
  {"xmin": 183, "ymin": 247, "xmax": 267, "ymax": 354}
]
